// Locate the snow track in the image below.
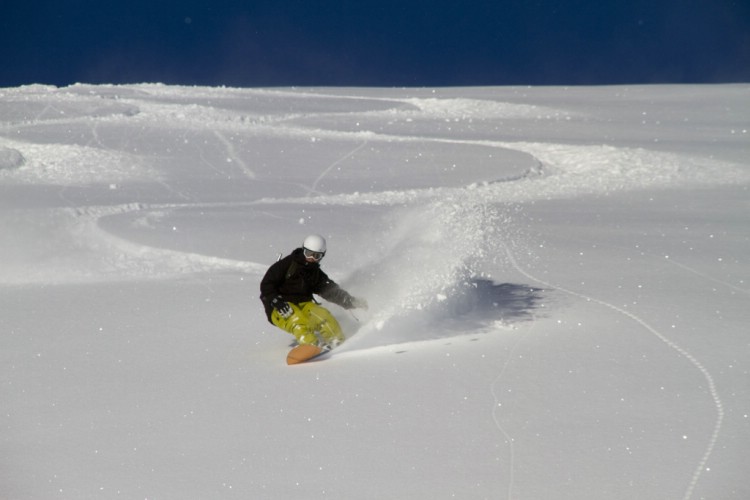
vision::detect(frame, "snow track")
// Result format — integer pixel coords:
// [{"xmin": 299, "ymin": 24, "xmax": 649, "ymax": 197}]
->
[
  {"xmin": 503, "ymin": 242, "xmax": 724, "ymax": 500},
  {"xmin": 0, "ymin": 203, "xmax": 265, "ymax": 284}
]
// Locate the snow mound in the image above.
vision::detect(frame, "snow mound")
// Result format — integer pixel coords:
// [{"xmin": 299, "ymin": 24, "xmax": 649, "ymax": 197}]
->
[
  {"xmin": 0, "ymin": 85, "xmax": 140, "ymax": 124},
  {"xmin": 0, "ymin": 140, "xmax": 156, "ymax": 185},
  {"xmin": 403, "ymin": 97, "xmax": 577, "ymax": 121},
  {"xmin": 0, "ymin": 147, "xmax": 24, "ymax": 170}
]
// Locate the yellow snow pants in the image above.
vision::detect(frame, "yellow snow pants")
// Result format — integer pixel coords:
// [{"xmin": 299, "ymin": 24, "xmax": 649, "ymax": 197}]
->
[{"xmin": 271, "ymin": 301, "xmax": 345, "ymax": 347}]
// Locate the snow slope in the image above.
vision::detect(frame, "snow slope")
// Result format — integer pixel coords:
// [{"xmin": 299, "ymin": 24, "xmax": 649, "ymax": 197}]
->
[{"xmin": 1, "ymin": 83, "xmax": 749, "ymax": 499}]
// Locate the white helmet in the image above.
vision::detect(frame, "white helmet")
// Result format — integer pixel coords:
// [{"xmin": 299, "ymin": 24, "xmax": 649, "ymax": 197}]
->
[{"xmin": 302, "ymin": 234, "xmax": 326, "ymax": 261}]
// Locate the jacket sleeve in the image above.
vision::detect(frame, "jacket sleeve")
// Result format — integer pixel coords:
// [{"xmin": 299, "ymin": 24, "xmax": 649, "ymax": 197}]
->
[
  {"xmin": 314, "ymin": 270, "xmax": 356, "ymax": 309},
  {"xmin": 259, "ymin": 258, "xmax": 288, "ymax": 320},
  {"xmin": 260, "ymin": 259, "xmax": 286, "ymax": 299}
]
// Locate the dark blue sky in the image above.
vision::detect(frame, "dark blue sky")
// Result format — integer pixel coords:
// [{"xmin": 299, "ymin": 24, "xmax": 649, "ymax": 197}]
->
[{"xmin": 3, "ymin": 0, "xmax": 749, "ymax": 87}]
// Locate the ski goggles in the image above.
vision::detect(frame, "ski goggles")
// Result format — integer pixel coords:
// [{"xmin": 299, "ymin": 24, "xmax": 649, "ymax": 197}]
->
[{"xmin": 303, "ymin": 248, "xmax": 325, "ymax": 261}]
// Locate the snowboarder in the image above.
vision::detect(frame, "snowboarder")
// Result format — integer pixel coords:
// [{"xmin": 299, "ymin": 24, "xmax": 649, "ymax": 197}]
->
[{"xmin": 260, "ymin": 234, "xmax": 368, "ymax": 348}]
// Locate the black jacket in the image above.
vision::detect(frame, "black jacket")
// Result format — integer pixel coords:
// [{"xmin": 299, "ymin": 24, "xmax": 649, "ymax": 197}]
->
[{"xmin": 259, "ymin": 248, "xmax": 356, "ymax": 322}]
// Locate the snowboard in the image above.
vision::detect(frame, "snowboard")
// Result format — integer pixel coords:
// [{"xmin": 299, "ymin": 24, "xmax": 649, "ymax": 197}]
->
[{"xmin": 286, "ymin": 344, "xmax": 329, "ymax": 365}]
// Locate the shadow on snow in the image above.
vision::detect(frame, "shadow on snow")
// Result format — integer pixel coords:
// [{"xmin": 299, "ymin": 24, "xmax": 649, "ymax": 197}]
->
[
  {"xmin": 341, "ymin": 279, "xmax": 547, "ymax": 351},
  {"xmin": 434, "ymin": 279, "xmax": 547, "ymax": 330}
]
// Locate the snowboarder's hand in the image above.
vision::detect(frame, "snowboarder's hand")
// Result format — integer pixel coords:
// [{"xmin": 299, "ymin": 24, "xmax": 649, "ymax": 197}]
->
[
  {"xmin": 351, "ymin": 297, "xmax": 368, "ymax": 310},
  {"xmin": 271, "ymin": 296, "xmax": 293, "ymax": 318}
]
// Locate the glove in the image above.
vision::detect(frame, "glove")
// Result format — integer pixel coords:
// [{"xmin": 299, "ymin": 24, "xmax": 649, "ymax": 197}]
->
[
  {"xmin": 271, "ymin": 296, "xmax": 293, "ymax": 318},
  {"xmin": 350, "ymin": 297, "xmax": 369, "ymax": 310}
]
